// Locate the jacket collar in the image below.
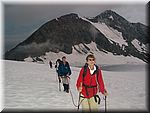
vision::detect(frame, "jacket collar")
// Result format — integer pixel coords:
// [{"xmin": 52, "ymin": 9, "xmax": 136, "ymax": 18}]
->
[{"xmin": 88, "ymin": 65, "xmax": 97, "ymax": 75}]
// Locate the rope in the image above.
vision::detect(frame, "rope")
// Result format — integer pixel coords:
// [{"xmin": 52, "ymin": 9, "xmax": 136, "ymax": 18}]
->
[
  {"xmin": 66, "ymin": 76, "xmax": 106, "ymax": 110},
  {"xmin": 69, "ymin": 86, "xmax": 85, "ymax": 109},
  {"xmin": 66, "ymin": 76, "xmax": 78, "ymax": 107},
  {"xmin": 66, "ymin": 76, "xmax": 84, "ymax": 109},
  {"xmin": 69, "ymin": 89, "xmax": 78, "ymax": 107}
]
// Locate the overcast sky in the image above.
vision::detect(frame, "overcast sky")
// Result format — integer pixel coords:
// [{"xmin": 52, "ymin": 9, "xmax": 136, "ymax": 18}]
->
[{"xmin": 3, "ymin": 2, "xmax": 148, "ymax": 52}]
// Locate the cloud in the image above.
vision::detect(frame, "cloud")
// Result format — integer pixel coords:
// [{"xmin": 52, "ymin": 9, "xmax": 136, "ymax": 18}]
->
[
  {"xmin": 4, "ymin": 4, "xmax": 78, "ymax": 25},
  {"xmin": 111, "ymin": 4, "xmax": 147, "ymax": 25},
  {"xmin": 5, "ymin": 3, "xmax": 147, "ymax": 26}
]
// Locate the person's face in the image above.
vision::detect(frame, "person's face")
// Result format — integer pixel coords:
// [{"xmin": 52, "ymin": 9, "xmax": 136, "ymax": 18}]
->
[
  {"xmin": 87, "ymin": 57, "xmax": 96, "ymax": 66},
  {"xmin": 62, "ymin": 58, "xmax": 66, "ymax": 63}
]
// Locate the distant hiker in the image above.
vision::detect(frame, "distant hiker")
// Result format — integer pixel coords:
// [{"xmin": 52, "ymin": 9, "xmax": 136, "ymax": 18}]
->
[
  {"xmin": 49, "ymin": 60, "xmax": 53, "ymax": 69},
  {"xmin": 55, "ymin": 59, "xmax": 62, "ymax": 83},
  {"xmin": 76, "ymin": 54, "xmax": 108, "ymax": 112},
  {"xmin": 58, "ymin": 56, "xmax": 72, "ymax": 93}
]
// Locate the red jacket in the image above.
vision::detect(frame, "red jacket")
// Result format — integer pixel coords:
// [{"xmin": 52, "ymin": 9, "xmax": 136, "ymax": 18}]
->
[{"xmin": 76, "ymin": 65, "xmax": 105, "ymax": 98}]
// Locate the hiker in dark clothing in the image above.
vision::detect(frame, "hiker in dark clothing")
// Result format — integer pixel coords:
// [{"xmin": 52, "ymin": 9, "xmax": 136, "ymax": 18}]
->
[
  {"xmin": 58, "ymin": 56, "xmax": 72, "ymax": 93},
  {"xmin": 49, "ymin": 60, "xmax": 53, "ymax": 69},
  {"xmin": 55, "ymin": 59, "xmax": 62, "ymax": 83}
]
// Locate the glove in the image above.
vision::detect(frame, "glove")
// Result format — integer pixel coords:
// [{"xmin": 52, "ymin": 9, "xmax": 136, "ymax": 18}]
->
[{"xmin": 66, "ymin": 75, "xmax": 70, "ymax": 79}]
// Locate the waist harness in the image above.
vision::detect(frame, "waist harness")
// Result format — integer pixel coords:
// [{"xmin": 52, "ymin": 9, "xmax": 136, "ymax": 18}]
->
[{"xmin": 80, "ymin": 95, "xmax": 101, "ymax": 104}]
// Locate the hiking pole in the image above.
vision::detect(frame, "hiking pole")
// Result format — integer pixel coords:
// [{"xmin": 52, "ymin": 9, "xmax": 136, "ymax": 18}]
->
[
  {"xmin": 77, "ymin": 92, "xmax": 81, "ymax": 110},
  {"xmin": 105, "ymin": 96, "xmax": 107, "ymax": 113},
  {"xmin": 56, "ymin": 74, "xmax": 57, "ymax": 82},
  {"xmin": 55, "ymin": 69, "xmax": 58, "ymax": 82},
  {"xmin": 59, "ymin": 81, "xmax": 61, "ymax": 91},
  {"xmin": 58, "ymin": 76, "xmax": 61, "ymax": 91},
  {"xmin": 77, "ymin": 83, "xmax": 82, "ymax": 110}
]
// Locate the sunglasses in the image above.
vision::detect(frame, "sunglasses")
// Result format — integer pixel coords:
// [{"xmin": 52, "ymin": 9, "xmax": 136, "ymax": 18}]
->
[{"xmin": 88, "ymin": 58, "xmax": 95, "ymax": 61}]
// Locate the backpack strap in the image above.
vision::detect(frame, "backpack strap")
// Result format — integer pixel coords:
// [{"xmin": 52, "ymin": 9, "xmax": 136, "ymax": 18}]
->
[
  {"xmin": 94, "ymin": 95, "xmax": 101, "ymax": 104},
  {"xmin": 82, "ymin": 63, "xmax": 88, "ymax": 96},
  {"xmin": 82, "ymin": 64, "xmax": 99, "ymax": 82},
  {"xmin": 82, "ymin": 63, "xmax": 88, "ymax": 80},
  {"xmin": 95, "ymin": 65, "xmax": 99, "ymax": 84}
]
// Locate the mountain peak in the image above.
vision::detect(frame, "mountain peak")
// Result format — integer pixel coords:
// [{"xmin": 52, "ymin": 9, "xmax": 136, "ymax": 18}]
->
[
  {"xmin": 58, "ymin": 13, "xmax": 79, "ymax": 20},
  {"xmin": 102, "ymin": 10, "xmax": 117, "ymax": 14},
  {"xmin": 95, "ymin": 9, "xmax": 124, "ymax": 21}
]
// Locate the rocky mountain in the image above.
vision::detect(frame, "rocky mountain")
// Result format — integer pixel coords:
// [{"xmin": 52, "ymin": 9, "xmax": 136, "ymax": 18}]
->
[{"xmin": 4, "ymin": 10, "xmax": 149, "ymax": 63}]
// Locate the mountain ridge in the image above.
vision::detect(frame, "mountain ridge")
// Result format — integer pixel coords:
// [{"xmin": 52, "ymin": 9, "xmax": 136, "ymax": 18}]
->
[{"xmin": 4, "ymin": 10, "xmax": 149, "ymax": 63}]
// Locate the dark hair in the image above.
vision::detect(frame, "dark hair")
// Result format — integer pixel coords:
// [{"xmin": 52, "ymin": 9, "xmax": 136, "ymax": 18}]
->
[
  {"xmin": 56, "ymin": 59, "xmax": 61, "ymax": 63},
  {"xmin": 86, "ymin": 54, "xmax": 95, "ymax": 61},
  {"xmin": 62, "ymin": 56, "xmax": 66, "ymax": 59}
]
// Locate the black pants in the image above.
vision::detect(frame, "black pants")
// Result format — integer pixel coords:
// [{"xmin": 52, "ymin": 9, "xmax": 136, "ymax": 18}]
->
[{"xmin": 63, "ymin": 84, "xmax": 69, "ymax": 93}]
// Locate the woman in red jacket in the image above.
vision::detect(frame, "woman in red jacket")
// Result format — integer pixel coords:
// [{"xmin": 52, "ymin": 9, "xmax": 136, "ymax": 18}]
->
[{"xmin": 76, "ymin": 54, "xmax": 108, "ymax": 112}]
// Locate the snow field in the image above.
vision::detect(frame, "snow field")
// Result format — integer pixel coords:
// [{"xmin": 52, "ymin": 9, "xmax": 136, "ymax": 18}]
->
[{"xmin": 4, "ymin": 60, "xmax": 148, "ymax": 112}]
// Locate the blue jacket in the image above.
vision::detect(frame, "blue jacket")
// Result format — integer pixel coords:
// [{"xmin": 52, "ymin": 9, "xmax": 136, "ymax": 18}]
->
[{"xmin": 58, "ymin": 61, "xmax": 71, "ymax": 76}]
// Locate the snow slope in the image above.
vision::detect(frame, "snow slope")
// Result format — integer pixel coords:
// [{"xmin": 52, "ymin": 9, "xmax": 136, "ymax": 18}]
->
[
  {"xmin": 24, "ymin": 41, "xmax": 146, "ymax": 67},
  {"xmin": 80, "ymin": 16, "xmax": 128, "ymax": 47},
  {"xmin": 3, "ymin": 60, "xmax": 148, "ymax": 112},
  {"xmin": 131, "ymin": 39, "xmax": 147, "ymax": 53},
  {"xmin": 92, "ymin": 22, "xmax": 128, "ymax": 47}
]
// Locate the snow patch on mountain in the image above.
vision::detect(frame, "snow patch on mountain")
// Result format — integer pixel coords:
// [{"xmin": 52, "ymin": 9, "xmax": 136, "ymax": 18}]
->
[
  {"xmin": 73, "ymin": 43, "xmax": 88, "ymax": 54},
  {"xmin": 108, "ymin": 15, "xmax": 114, "ymax": 20},
  {"xmin": 24, "ymin": 42, "xmax": 145, "ymax": 67},
  {"xmin": 56, "ymin": 18, "xmax": 59, "ymax": 21},
  {"xmin": 86, "ymin": 41, "xmax": 99, "ymax": 51},
  {"xmin": 79, "ymin": 16, "xmax": 93, "ymax": 24},
  {"xmin": 73, "ymin": 41, "xmax": 98, "ymax": 54},
  {"xmin": 92, "ymin": 22, "xmax": 128, "ymax": 47},
  {"xmin": 24, "ymin": 56, "xmax": 33, "ymax": 62},
  {"xmin": 131, "ymin": 39, "xmax": 147, "ymax": 53},
  {"xmin": 79, "ymin": 16, "xmax": 128, "ymax": 47}
]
